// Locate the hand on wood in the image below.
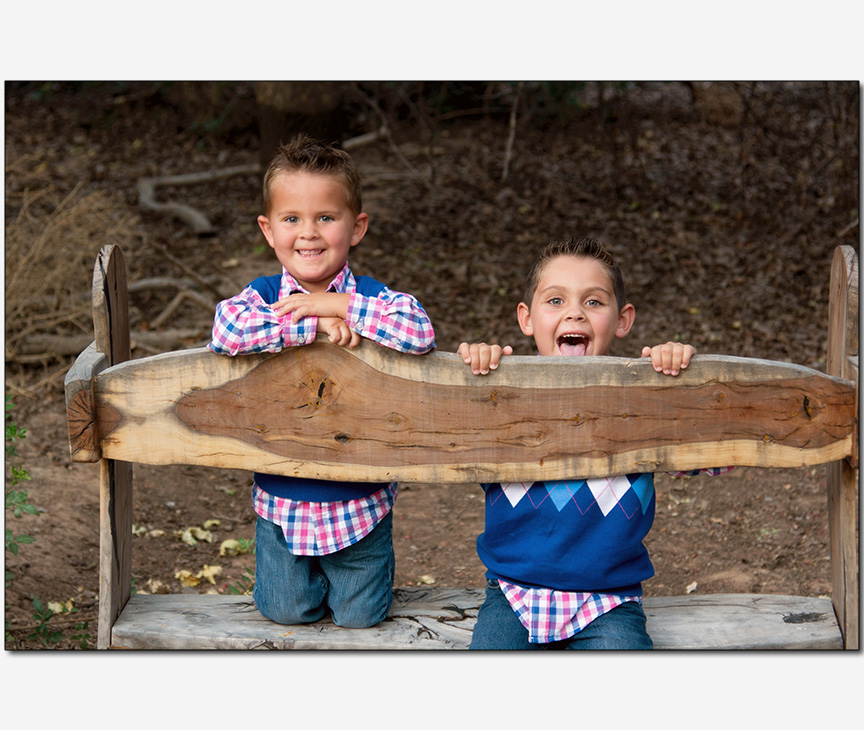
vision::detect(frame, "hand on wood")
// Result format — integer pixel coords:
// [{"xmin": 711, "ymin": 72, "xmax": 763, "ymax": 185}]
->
[
  {"xmin": 641, "ymin": 341, "xmax": 695, "ymax": 376},
  {"xmin": 457, "ymin": 342, "xmax": 513, "ymax": 375}
]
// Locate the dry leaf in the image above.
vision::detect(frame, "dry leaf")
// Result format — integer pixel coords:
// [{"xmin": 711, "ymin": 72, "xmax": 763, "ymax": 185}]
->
[
  {"xmin": 176, "ymin": 526, "xmax": 214, "ymax": 546},
  {"xmin": 199, "ymin": 565, "xmax": 222, "ymax": 584},
  {"xmin": 686, "ymin": 581, "xmax": 698, "ymax": 594},
  {"xmin": 175, "ymin": 569, "xmax": 201, "ymax": 587},
  {"xmin": 48, "ymin": 598, "xmax": 74, "ymax": 614},
  {"xmin": 219, "ymin": 538, "xmax": 243, "ymax": 556}
]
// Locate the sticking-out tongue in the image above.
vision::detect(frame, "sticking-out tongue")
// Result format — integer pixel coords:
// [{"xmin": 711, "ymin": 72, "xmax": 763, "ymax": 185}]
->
[{"xmin": 558, "ymin": 337, "xmax": 588, "ymax": 356}]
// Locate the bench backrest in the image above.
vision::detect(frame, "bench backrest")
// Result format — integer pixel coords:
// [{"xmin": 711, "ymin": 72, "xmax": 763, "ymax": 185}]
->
[{"xmin": 67, "ymin": 339, "xmax": 856, "ymax": 481}]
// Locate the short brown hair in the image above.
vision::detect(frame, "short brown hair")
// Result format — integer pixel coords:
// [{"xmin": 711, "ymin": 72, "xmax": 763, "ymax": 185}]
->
[
  {"xmin": 262, "ymin": 134, "xmax": 362, "ymax": 215},
  {"xmin": 523, "ymin": 237, "xmax": 628, "ymax": 311}
]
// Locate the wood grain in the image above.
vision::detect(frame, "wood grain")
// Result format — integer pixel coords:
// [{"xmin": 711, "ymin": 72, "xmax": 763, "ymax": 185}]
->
[
  {"xmin": 826, "ymin": 244, "xmax": 859, "ymax": 650},
  {"xmin": 109, "ymin": 590, "xmax": 842, "ymax": 650},
  {"xmin": 72, "ymin": 341, "xmax": 857, "ymax": 483}
]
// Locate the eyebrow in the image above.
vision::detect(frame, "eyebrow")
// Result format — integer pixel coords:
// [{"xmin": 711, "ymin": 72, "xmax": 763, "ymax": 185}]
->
[{"xmin": 537, "ymin": 283, "xmax": 612, "ymax": 298}]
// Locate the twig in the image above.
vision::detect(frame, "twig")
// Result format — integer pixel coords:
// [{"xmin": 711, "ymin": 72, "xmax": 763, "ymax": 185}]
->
[
  {"xmin": 501, "ymin": 82, "xmax": 524, "ymax": 183},
  {"xmin": 12, "ymin": 329, "xmax": 207, "ymax": 358},
  {"xmin": 8, "ymin": 612, "xmax": 99, "ymax": 633},
  {"xmin": 342, "ymin": 126, "xmax": 388, "ymax": 150},
  {"xmin": 351, "ymin": 85, "xmax": 434, "ymax": 190},
  {"xmin": 150, "ymin": 289, "xmax": 217, "ymax": 330},
  {"xmin": 150, "ymin": 240, "xmax": 227, "ymax": 301},
  {"xmin": 837, "ymin": 218, "xmax": 859, "ymax": 237}
]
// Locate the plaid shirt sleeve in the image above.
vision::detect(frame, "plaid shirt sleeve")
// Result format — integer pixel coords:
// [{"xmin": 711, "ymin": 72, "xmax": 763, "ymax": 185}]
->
[
  {"xmin": 208, "ymin": 285, "xmax": 317, "ymax": 356},
  {"xmin": 345, "ymin": 287, "xmax": 435, "ymax": 354}
]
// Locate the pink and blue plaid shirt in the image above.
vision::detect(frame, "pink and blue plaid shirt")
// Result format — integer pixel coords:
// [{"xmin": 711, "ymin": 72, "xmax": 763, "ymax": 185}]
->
[
  {"xmin": 210, "ymin": 262, "xmax": 434, "ymax": 554},
  {"xmin": 209, "ymin": 264, "xmax": 435, "ymax": 356},
  {"xmin": 499, "ymin": 468, "xmax": 730, "ymax": 643},
  {"xmin": 498, "ymin": 581, "xmax": 638, "ymax": 644},
  {"xmin": 252, "ymin": 482, "xmax": 397, "ymax": 556}
]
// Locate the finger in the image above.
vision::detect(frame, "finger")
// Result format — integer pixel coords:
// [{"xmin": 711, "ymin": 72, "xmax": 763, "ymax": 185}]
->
[
  {"xmin": 680, "ymin": 345, "xmax": 694, "ymax": 369},
  {"xmin": 477, "ymin": 347, "xmax": 493, "ymax": 374},
  {"xmin": 347, "ymin": 329, "xmax": 362, "ymax": 349},
  {"xmin": 642, "ymin": 345, "xmax": 663, "ymax": 373},
  {"xmin": 464, "ymin": 343, "xmax": 484, "ymax": 373},
  {"xmin": 488, "ymin": 344, "xmax": 513, "ymax": 370}
]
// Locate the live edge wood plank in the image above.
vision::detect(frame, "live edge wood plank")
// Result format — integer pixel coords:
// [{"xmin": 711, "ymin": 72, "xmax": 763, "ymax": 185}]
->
[{"xmin": 71, "ymin": 340, "xmax": 856, "ymax": 483}]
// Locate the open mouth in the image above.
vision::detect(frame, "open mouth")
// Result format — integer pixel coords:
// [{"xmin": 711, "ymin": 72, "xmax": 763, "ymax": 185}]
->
[
  {"xmin": 297, "ymin": 249, "xmax": 325, "ymax": 259},
  {"xmin": 557, "ymin": 333, "xmax": 589, "ymax": 356}
]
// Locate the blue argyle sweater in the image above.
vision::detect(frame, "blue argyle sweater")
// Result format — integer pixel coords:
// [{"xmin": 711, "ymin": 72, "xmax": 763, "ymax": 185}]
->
[{"xmin": 477, "ymin": 474, "xmax": 656, "ymax": 595}]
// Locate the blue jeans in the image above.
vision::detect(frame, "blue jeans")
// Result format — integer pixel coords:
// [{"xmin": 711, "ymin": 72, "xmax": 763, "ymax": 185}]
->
[
  {"xmin": 469, "ymin": 580, "xmax": 653, "ymax": 650},
  {"xmin": 252, "ymin": 511, "xmax": 394, "ymax": 628}
]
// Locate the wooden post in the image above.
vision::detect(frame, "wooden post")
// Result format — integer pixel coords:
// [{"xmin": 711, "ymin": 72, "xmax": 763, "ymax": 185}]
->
[
  {"xmin": 93, "ymin": 245, "xmax": 134, "ymax": 650},
  {"xmin": 826, "ymin": 244, "xmax": 859, "ymax": 650}
]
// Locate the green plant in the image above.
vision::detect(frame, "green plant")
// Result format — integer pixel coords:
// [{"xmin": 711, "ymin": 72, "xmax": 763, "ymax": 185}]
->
[
  {"xmin": 5, "ymin": 396, "xmax": 37, "ymax": 585},
  {"xmin": 5, "ymin": 396, "xmax": 91, "ymax": 648},
  {"xmin": 28, "ymin": 597, "xmax": 64, "ymax": 646},
  {"xmin": 70, "ymin": 621, "xmax": 92, "ymax": 649},
  {"xmin": 226, "ymin": 567, "xmax": 256, "ymax": 596}
]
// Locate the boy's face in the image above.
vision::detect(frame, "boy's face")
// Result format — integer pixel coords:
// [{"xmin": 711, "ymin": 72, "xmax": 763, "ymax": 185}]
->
[
  {"xmin": 517, "ymin": 254, "xmax": 635, "ymax": 357},
  {"xmin": 257, "ymin": 171, "xmax": 368, "ymax": 293}
]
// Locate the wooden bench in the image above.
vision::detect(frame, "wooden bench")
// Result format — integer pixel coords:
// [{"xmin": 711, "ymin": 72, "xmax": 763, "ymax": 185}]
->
[{"xmin": 65, "ymin": 244, "xmax": 859, "ymax": 650}]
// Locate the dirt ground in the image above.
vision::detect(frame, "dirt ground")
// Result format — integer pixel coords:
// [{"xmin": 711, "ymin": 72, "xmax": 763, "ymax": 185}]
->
[{"xmin": 3, "ymin": 81, "xmax": 859, "ymax": 649}]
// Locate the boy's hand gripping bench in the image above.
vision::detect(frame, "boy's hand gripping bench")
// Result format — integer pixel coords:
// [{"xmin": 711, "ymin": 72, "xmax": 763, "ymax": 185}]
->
[{"xmin": 66, "ymin": 245, "xmax": 858, "ymax": 650}]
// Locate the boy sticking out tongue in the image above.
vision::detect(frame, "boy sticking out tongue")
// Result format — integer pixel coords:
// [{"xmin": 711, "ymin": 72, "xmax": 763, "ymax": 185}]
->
[
  {"xmin": 455, "ymin": 237, "xmax": 719, "ymax": 651},
  {"xmin": 458, "ymin": 237, "xmax": 692, "ymax": 373}
]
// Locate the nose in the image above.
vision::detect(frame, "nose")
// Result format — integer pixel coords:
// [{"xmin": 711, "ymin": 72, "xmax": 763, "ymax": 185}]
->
[
  {"xmin": 565, "ymin": 304, "xmax": 586, "ymax": 321},
  {"xmin": 299, "ymin": 219, "xmax": 319, "ymax": 238}
]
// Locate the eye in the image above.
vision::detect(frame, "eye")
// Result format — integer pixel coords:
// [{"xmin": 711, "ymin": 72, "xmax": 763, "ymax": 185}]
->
[
  {"xmin": 319, "ymin": 215, "xmax": 334, "ymax": 222},
  {"xmin": 586, "ymin": 298, "xmax": 603, "ymax": 307},
  {"xmin": 284, "ymin": 215, "xmax": 298, "ymax": 223},
  {"xmin": 547, "ymin": 296, "xmax": 564, "ymax": 306}
]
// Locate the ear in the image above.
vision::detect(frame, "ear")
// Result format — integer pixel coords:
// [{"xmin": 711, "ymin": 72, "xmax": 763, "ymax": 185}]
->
[
  {"xmin": 517, "ymin": 302, "xmax": 533, "ymax": 336},
  {"xmin": 257, "ymin": 214, "xmax": 275, "ymax": 249},
  {"xmin": 615, "ymin": 303, "xmax": 636, "ymax": 338},
  {"xmin": 350, "ymin": 212, "xmax": 369, "ymax": 247}
]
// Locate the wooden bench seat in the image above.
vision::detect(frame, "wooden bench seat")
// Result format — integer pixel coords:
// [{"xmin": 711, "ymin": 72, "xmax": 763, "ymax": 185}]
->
[{"xmin": 110, "ymin": 589, "xmax": 842, "ymax": 650}]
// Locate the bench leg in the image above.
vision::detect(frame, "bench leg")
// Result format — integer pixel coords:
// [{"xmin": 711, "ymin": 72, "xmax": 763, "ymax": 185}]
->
[{"xmin": 828, "ymin": 458, "xmax": 859, "ymax": 650}]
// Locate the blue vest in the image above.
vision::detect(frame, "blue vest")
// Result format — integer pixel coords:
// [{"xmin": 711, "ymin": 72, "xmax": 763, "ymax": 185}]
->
[
  {"xmin": 249, "ymin": 273, "xmax": 390, "ymax": 502},
  {"xmin": 476, "ymin": 474, "xmax": 656, "ymax": 595}
]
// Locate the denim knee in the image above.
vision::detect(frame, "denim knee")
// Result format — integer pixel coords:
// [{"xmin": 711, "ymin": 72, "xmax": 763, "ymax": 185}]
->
[
  {"xmin": 323, "ymin": 511, "xmax": 395, "ymax": 628},
  {"xmin": 566, "ymin": 600, "xmax": 653, "ymax": 650},
  {"xmin": 469, "ymin": 580, "xmax": 538, "ymax": 650},
  {"xmin": 252, "ymin": 516, "xmax": 328, "ymax": 625}
]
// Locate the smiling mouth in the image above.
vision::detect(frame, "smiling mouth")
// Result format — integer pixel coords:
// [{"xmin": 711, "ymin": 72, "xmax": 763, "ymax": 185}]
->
[
  {"xmin": 557, "ymin": 333, "xmax": 589, "ymax": 356},
  {"xmin": 297, "ymin": 249, "xmax": 325, "ymax": 258}
]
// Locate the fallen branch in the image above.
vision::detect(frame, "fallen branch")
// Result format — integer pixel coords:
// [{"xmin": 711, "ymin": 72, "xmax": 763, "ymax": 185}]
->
[
  {"xmin": 151, "ymin": 289, "xmax": 217, "ymax": 330},
  {"xmin": 11, "ymin": 329, "xmax": 207, "ymax": 358},
  {"xmin": 150, "ymin": 240, "xmax": 228, "ymax": 301},
  {"xmin": 137, "ymin": 129, "xmax": 387, "ymax": 235},
  {"xmin": 137, "ymin": 163, "xmax": 261, "ymax": 235},
  {"xmin": 342, "ymin": 126, "xmax": 388, "ymax": 150}
]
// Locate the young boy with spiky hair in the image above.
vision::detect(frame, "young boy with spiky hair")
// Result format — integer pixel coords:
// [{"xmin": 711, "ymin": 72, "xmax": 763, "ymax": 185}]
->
[
  {"xmin": 210, "ymin": 135, "xmax": 435, "ymax": 628},
  {"xmin": 458, "ymin": 237, "xmax": 725, "ymax": 649}
]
